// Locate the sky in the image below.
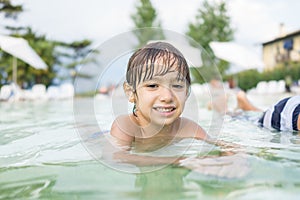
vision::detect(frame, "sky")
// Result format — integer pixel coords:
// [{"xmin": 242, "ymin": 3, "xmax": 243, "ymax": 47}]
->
[{"xmin": 2, "ymin": 0, "xmax": 300, "ymax": 48}]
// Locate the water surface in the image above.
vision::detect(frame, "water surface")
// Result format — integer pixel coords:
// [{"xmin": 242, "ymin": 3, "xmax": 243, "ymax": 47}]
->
[{"xmin": 1, "ymin": 95, "xmax": 300, "ymax": 199}]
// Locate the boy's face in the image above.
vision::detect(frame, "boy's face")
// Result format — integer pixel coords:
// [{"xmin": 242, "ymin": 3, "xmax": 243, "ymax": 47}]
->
[{"xmin": 133, "ymin": 69, "xmax": 189, "ymax": 127}]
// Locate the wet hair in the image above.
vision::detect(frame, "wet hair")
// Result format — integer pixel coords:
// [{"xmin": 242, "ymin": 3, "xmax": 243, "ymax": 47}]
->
[{"xmin": 126, "ymin": 42, "xmax": 191, "ymax": 91}]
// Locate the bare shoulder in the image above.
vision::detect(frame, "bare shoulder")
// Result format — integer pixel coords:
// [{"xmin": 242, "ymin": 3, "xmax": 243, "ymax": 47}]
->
[
  {"xmin": 110, "ymin": 115, "xmax": 137, "ymax": 143},
  {"xmin": 179, "ymin": 117, "xmax": 208, "ymax": 140}
]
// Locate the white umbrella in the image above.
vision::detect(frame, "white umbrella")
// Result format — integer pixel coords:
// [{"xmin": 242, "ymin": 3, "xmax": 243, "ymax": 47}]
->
[
  {"xmin": 209, "ymin": 41, "xmax": 264, "ymax": 72},
  {"xmin": 0, "ymin": 34, "xmax": 47, "ymax": 83}
]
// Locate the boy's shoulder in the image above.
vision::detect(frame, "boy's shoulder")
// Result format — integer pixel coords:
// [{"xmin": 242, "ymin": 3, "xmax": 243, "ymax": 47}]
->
[
  {"xmin": 110, "ymin": 114, "xmax": 139, "ymax": 141},
  {"xmin": 178, "ymin": 117, "xmax": 208, "ymax": 140},
  {"xmin": 179, "ymin": 117, "xmax": 200, "ymax": 127},
  {"xmin": 114, "ymin": 114, "xmax": 140, "ymax": 128}
]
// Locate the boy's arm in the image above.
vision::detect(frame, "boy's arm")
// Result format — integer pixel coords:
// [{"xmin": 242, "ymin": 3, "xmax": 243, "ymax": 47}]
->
[
  {"xmin": 181, "ymin": 118, "xmax": 240, "ymax": 151},
  {"xmin": 180, "ymin": 118, "xmax": 209, "ymax": 140},
  {"xmin": 113, "ymin": 150, "xmax": 184, "ymax": 166},
  {"xmin": 109, "ymin": 119, "xmax": 185, "ymax": 166}
]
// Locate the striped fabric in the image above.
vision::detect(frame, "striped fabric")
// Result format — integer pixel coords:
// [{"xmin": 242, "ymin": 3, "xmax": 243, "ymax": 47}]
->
[{"xmin": 258, "ymin": 96, "xmax": 300, "ymax": 131}]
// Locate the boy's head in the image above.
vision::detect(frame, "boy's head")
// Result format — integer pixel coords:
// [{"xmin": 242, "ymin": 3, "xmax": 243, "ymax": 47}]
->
[{"xmin": 125, "ymin": 42, "xmax": 191, "ymax": 91}]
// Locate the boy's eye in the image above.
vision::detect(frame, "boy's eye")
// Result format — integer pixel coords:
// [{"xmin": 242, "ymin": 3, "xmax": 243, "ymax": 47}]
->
[
  {"xmin": 172, "ymin": 84, "xmax": 184, "ymax": 89},
  {"xmin": 146, "ymin": 84, "xmax": 158, "ymax": 88}
]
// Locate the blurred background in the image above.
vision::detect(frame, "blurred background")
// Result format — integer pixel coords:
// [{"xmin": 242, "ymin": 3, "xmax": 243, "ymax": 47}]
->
[{"xmin": 1, "ymin": 0, "xmax": 300, "ymax": 96}]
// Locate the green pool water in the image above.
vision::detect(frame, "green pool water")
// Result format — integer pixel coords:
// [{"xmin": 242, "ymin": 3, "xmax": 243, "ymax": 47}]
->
[{"xmin": 1, "ymin": 96, "xmax": 300, "ymax": 199}]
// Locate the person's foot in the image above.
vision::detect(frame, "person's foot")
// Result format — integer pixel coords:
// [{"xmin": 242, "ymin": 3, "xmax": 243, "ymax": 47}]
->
[{"xmin": 236, "ymin": 91, "xmax": 261, "ymax": 111}]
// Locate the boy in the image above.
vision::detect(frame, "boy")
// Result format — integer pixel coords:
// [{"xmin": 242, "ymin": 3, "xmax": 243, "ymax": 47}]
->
[{"xmin": 110, "ymin": 42, "xmax": 208, "ymax": 151}]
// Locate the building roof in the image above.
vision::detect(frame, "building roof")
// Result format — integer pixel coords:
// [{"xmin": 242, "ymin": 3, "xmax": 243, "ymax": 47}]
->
[{"xmin": 262, "ymin": 29, "xmax": 300, "ymax": 46}]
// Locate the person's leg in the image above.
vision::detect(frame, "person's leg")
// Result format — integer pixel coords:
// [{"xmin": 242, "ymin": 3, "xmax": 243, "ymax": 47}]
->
[
  {"xmin": 236, "ymin": 91, "xmax": 261, "ymax": 112},
  {"xmin": 297, "ymin": 114, "xmax": 300, "ymax": 131}
]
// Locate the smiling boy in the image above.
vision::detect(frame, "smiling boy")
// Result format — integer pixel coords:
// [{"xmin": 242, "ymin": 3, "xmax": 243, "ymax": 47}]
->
[{"xmin": 110, "ymin": 42, "xmax": 208, "ymax": 150}]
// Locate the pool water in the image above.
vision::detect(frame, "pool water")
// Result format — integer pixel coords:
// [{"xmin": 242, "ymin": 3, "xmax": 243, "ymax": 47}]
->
[{"xmin": 1, "ymin": 94, "xmax": 300, "ymax": 199}]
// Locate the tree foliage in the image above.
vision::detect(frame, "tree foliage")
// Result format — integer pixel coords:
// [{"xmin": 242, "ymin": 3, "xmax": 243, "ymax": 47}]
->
[
  {"xmin": 0, "ymin": 0, "xmax": 23, "ymax": 19},
  {"xmin": 131, "ymin": 0, "xmax": 165, "ymax": 47},
  {"xmin": 55, "ymin": 39, "xmax": 94, "ymax": 83},
  {"xmin": 0, "ymin": 2, "xmax": 94, "ymax": 88},
  {"xmin": 227, "ymin": 62, "xmax": 300, "ymax": 91},
  {"xmin": 0, "ymin": 27, "xmax": 60, "ymax": 87},
  {"xmin": 186, "ymin": 0, "xmax": 234, "ymax": 77}
]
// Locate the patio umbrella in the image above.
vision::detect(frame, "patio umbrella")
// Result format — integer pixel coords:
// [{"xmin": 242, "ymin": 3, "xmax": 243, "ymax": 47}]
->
[
  {"xmin": 0, "ymin": 34, "xmax": 47, "ymax": 83},
  {"xmin": 209, "ymin": 41, "xmax": 264, "ymax": 72}
]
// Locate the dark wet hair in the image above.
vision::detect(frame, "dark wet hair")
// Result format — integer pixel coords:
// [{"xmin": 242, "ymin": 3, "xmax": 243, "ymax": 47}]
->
[{"xmin": 126, "ymin": 42, "xmax": 191, "ymax": 91}]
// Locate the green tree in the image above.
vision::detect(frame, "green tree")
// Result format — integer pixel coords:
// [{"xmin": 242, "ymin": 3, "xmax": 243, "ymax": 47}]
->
[
  {"xmin": 0, "ymin": 0, "xmax": 23, "ymax": 19},
  {"xmin": 0, "ymin": 1, "xmax": 94, "ymax": 88},
  {"xmin": 131, "ymin": 0, "xmax": 165, "ymax": 47},
  {"xmin": 0, "ymin": 26, "xmax": 94, "ymax": 88},
  {"xmin": 186, "ymin": 0, "xmax": 234, "ymax": 78},
  {"xmin": 236, "ymin": 69, "xmax": 261, "ymax": 91},
  {"xmin": 4, "ymin": 27, "xmax": 58, "ymax": 87},
  {"xmin": 56, "ymin": 39, "xmax": 94, "ymax": 83}
]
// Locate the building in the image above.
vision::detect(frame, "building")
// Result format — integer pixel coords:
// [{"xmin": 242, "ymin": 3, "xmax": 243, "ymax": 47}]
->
[{"xmin": 262, "ymin": 25, "xmax": 300, "ymax": 70}]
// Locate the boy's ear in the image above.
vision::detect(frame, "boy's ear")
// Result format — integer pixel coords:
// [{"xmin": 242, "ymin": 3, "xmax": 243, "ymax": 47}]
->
[
  {"xmin": 123, "ymin": 82, "xmax": 135, "ymax": 103},
  {"xmin": 186, "ymin": 87, "xmax": 191, "ymax": 98}
]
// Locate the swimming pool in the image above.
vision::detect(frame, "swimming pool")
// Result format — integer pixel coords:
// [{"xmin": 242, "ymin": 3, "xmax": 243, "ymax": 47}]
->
[{"xmin": 1, "ymin": 94, "xmax": 300, "ymax": 199}]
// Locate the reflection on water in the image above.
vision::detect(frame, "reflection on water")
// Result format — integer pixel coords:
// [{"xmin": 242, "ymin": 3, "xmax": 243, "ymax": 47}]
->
[
  {"xmin": 0, "ymin": 96, "xmax": 300, "ymax": 199},
  {"xmin": 134, "ymin": 167, "xmax": 191, "ymax": 200}
]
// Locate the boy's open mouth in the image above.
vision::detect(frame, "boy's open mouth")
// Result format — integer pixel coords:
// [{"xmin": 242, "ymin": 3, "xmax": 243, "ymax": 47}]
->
[{"xmin": 153, "ymin": 106, "xmax": 176, "ymax": 113}]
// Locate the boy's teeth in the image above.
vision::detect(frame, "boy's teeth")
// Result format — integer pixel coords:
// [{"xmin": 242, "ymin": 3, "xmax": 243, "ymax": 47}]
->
[{"xmin": 156, "ymin": 107, "xmax": 173, "ymax": 112}]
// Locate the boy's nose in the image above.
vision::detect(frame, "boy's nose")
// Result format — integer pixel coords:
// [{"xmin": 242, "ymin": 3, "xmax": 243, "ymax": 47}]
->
[{"xmin": 159, "ymin": 86, "xmax": 174, "ymax": 102}]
